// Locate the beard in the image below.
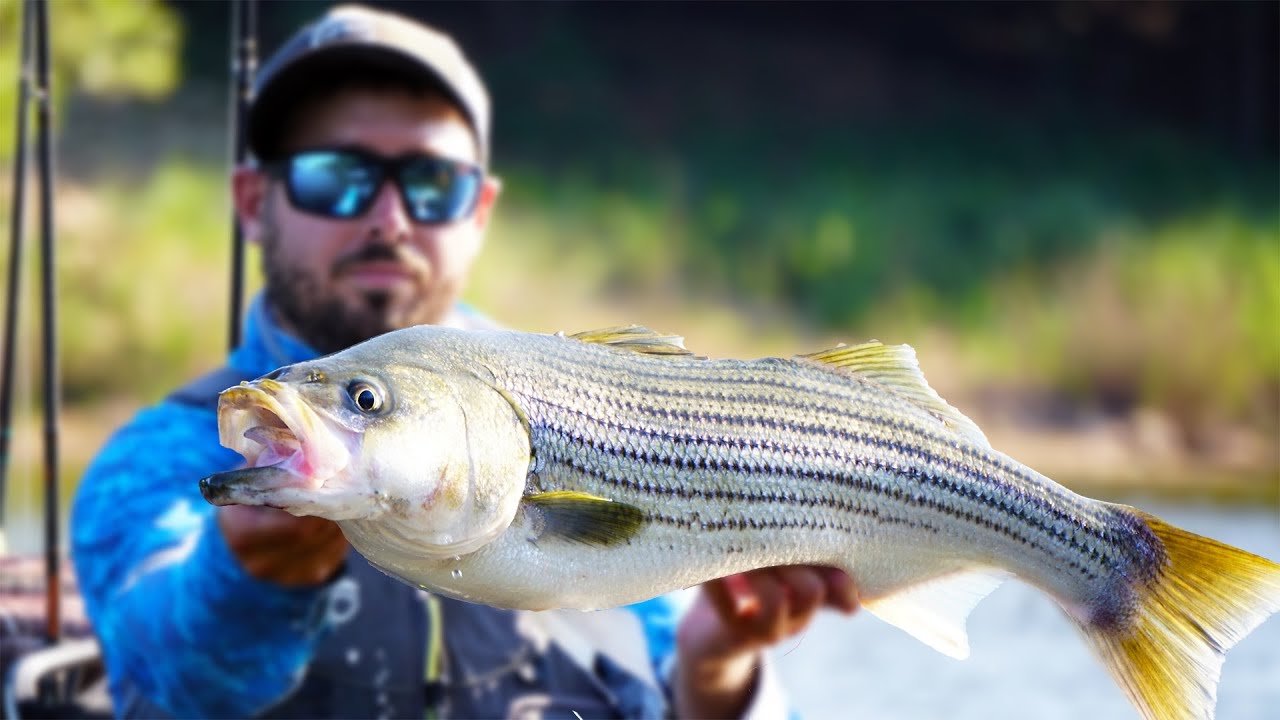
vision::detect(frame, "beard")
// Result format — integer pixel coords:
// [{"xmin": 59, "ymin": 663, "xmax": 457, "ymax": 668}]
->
[{"xmin": 259, "ymin": 215, "xmax": 439, "ymax": 354}]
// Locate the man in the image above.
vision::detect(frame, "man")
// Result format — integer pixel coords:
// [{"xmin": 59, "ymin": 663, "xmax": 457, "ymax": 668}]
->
[{"xmin": 72, "ymin": 5, "xmax": 858, "ymax": 718}]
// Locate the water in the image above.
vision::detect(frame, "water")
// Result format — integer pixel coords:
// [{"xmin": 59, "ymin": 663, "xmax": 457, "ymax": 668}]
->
[{"xmin": 769, "ymin": 503, "xmax": 1280, "ymax": 720}]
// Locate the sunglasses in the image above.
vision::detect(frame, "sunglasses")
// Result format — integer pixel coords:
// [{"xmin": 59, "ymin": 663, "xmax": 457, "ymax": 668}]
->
[{"xmin": 264, "ymin": 148, "xmax": 484, "ymax": 225}]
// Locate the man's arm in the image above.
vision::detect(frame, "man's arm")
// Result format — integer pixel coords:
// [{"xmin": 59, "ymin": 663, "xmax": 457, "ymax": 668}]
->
[
  {"xmin": 71, "ymin": 403, "xmax": 336, "ymax": 717},
  {"xmin": 673, "ymin": 566, "xmax": 859, "ymax": 719}
]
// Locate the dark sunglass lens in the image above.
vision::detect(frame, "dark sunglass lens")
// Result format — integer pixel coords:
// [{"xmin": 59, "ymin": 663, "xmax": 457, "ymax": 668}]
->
[
  {"xmin": 400, "ymin": 158, "xmax": 481, "ymax": 223},
  {"xmin": 288, "ymin": 151, "xmax": 380, "ymax": 218}
]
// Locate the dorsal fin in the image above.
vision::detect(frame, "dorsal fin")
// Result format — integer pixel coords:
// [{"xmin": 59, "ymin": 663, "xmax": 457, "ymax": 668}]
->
[
  {"xmin": 799, "ymin": 341, "xmax": 989, "ymax": 446},
  {"xmin": 563, "ymin": 325, "xmax": 701, "ymax": 357}
]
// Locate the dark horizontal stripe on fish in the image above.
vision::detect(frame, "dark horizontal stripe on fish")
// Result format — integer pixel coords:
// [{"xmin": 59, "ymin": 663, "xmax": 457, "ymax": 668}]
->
[
  {"xmin": 548, "ymin": 435, "xmax": 1098, "ymax": 582},
  {"xmin": 515, "ymin": 353, "xmax": 1151, "ymax": 576},
  {"xmin": 533, "ymin": 408, "xmax": 1104, "ymax": 582},
  {"xmin": 565, "ymin": 379, "xmax": 1151, "ymax": 580},
  {"xmin": 651, "ymin": 507, "xmax": 911, "ymax": 538},
  {"xmin": 515, "ymin": 355, "xmax": 1057, "ymax": 511},
  {"xmin": 526, "ymin": 393, "xmax": 1119, "ymax": 575},
  {"xmin": 529, "ymin": 341, "xmax": 1161, "ymax": 577},
  {"xmin": 557, "ymin": 456, "xmax": 945, "ymax": 539}
]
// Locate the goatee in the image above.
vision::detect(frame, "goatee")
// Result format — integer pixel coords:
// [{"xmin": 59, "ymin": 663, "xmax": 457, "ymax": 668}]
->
[{"xmin": 261, "ymin": 224, "xmax": 404, "ymax": 354}]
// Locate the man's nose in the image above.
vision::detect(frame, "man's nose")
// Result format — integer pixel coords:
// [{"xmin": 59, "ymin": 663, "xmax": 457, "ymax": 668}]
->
[{"xmin": 365, "ymin": 179, "xmax": 412, "ymax": 239}]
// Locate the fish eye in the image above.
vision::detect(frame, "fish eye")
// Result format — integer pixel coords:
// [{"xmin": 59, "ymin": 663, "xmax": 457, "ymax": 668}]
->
[{"xmin": 348, "ymin": 381, "xmax": 384, "ymax": 414}]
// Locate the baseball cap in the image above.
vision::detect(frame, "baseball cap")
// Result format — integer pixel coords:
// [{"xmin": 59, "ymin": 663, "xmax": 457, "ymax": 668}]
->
[{"xmin": 248, "ymin": 4, "xmax": 490, "ymax": 164}]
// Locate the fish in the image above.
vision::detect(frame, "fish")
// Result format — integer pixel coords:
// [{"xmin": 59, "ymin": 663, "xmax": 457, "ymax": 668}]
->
[{"xmin": 199, "ymin": 325, "xmax": 1280, "ymax": 720}]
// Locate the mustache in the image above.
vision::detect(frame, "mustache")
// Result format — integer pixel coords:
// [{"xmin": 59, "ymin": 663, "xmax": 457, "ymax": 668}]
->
[{"xmin": 332, "ymin": 242, "xmax": 407, "ymax": 276}]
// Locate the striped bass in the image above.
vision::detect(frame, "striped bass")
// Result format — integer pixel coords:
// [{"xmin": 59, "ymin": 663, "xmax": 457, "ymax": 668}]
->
[{"xmin": 200, "ymin": 325, "xmax": 1280, "ymax": 720}]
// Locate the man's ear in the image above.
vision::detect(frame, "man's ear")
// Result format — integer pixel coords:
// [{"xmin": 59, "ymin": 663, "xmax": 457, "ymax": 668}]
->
[
  {"xmin": 471, "ymin": 175, "xmax": 502, "ymax": 231},
  {"xmin": 232, "ymin": 166, "xmax": 271, "ymax": 245}
]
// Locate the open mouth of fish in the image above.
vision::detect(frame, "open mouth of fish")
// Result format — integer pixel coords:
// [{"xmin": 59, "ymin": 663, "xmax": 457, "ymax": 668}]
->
[
  {"xmin": 225, "ymin": 383, "xmax": 313, "ymax": 475},
  {"xmin": 200, "ymin": 380, "xmax": 353, "ymax": 511}
]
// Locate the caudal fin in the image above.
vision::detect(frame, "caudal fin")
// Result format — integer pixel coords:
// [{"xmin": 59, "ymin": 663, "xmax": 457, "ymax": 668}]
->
[{"xmin": 1081, "ymin": 510, "xmax": 1280, "ymax": 720}]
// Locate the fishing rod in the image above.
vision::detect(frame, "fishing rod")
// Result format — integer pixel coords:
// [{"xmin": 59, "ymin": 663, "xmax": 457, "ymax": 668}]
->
[
  {"xmin": 227, "ymin": 0, "xmax": 257, "ymax": 351},
  {"xmin": 0, "ymin": 0, "xmax": 35, "ymax": 542},
  {"xmin": 34, "ymin": 0, "xmax": 61, "ymax": 646}
]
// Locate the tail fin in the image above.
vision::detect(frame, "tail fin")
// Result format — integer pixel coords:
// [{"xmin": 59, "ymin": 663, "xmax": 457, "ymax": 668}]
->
[{"xmin": 1081, "ymin": 510, "xmax": 1280, "ymax": 720}]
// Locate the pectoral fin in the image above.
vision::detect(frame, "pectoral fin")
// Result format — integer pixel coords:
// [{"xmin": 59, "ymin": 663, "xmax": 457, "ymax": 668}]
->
[{"xmin": 524, "ymin": 491, "xmax": 645, "ymax": 547}]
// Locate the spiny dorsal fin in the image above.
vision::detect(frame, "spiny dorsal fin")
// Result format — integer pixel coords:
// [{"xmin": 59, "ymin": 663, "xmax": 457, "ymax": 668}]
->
[
  {"xmin": 524, "ymin": 491, "xmax": 645, "ymax": 546},
  {"xmin": 563, "ymin": 325, "xmax": 701, "ymax": 357},
  {"xmin": 800, "ymin": 341, "xmax": 989, "ymax": 446}
]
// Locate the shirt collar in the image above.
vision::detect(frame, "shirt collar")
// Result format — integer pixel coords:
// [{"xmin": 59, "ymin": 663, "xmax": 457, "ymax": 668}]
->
[
  {"xmin": 227, "ymin": 293, "xmax": 321, "ymax": 376},
  {"xmin": 226, "ymin": 293, "xmax": 497, "ymax": 378}
]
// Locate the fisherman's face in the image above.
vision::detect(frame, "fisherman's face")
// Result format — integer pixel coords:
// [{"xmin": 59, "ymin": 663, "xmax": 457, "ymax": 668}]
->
[{"xmin": 234, "ymin": 89, "xmax": 499, "ymax": 354}]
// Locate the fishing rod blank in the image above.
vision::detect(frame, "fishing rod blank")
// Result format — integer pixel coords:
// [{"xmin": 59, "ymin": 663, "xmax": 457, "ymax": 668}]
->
[
  {"xmin": 0, "ymin": 0, "xmax": 35, "ymax": 535},
  {"xmin": 34, "ymin": 0, "xmax": 61, "ymax": 646},
  {"xmin": 227, "ymin": 0, "xmax": 257, "ymax": 351}
]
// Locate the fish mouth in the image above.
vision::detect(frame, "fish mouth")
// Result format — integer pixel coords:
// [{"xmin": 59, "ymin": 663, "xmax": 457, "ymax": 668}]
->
[
  {"xmin": 204, "ymin": 379, "xmax": 356, "ymax": 514},
  {"xmin": 219, "ymin": 380, "xmax": 317, "ymax": 475}
]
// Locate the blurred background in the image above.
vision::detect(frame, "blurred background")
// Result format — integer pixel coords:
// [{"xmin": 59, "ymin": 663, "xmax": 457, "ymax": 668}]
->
[{"xmin": 0, "ymin": 2, "xmax": 1276, "ymax": 717}]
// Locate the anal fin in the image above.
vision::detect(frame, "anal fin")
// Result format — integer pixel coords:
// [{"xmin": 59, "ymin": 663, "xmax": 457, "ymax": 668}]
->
[{"xmin": 863, "ymin": 568, "xmax": 1009, "ymax": 659}]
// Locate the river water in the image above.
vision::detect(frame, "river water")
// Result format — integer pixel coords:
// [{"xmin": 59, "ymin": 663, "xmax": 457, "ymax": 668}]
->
[{"xmin": 769, "ymin": 502, "xmax": 1280, "ymax": 720}]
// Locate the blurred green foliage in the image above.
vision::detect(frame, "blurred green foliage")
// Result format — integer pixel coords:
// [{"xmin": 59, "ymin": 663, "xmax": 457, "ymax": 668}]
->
[
  {"xmin": 55, "ymin": 160, "xmax": 234, "ymax": 403},
  {"xmin": 869, "ymin": 213, "xmax": 1280, "ymax": 431},
  {"xmin": 2, "ymin": 124, "xmax": 1275, "ymax": 437},
  {"xmin": 0, "ymin": 0, "xmax": 181, "ymax": 160}
]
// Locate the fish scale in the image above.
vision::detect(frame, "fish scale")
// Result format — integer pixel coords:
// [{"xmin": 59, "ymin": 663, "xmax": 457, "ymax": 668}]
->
[
  {"xmin": 501, "ymin": 342, "xmax": 1121, "ymax": 595},
  {"xmin": 200, "ymin": 324, "xmax": 1280, "ymax": 720},
  {"xmin": 529, "ymin": 341, "xmax": 1091, "ymax": 518}
]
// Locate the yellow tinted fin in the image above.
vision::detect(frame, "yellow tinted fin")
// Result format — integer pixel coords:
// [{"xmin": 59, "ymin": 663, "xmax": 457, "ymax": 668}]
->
[
  {"xmin": 565, "ymin": 325, "xmax": 701, "ymax": 357},
  {"xmin": 524, "ymin": 491, "xmax": 645, "ymax": 547},
  {"xmin": 800, "ymin": 341, "xmax": 988, "ymax": 445},
  {"xmin": 1081, "ymin": 509, "xmax": 1280, "ymax": 720}
]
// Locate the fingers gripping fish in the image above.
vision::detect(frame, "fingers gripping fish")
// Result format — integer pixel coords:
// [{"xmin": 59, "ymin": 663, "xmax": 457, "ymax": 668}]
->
[{"xmin": 198, "ymin": 325, "xmax": 1280, "ymax": 720}]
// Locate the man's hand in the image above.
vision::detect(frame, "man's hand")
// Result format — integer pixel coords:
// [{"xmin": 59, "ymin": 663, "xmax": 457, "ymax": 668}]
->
[
  {"xmin": 217, "ymin": 505, "xmax": 349, "ymax": 587},
  {"xmin": 674, "ymin": 566, "xmax": 858, "ymax": 719}
]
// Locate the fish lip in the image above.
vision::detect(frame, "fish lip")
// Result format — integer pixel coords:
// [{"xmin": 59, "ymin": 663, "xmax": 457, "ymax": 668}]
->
[
  {"xmin": 199, "ymin": 466, "xmax": 305, "ymax": 507},
  {"xmin": 199, "ymin": 465, "xmax": 368, "ymax": 519}
]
